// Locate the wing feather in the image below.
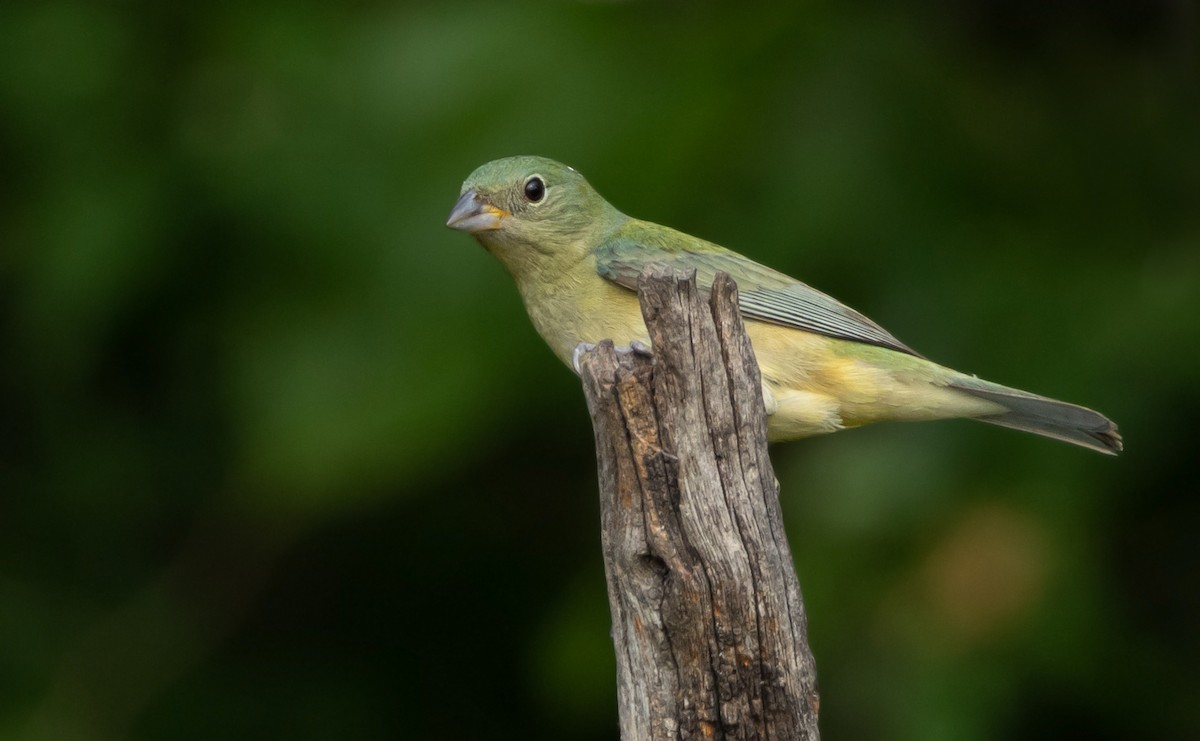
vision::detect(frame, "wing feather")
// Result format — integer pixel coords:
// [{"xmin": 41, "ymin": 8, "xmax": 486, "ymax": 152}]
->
[{"xmin": 594, "ymin": 233, "xmax": 918, "ymax": 356}]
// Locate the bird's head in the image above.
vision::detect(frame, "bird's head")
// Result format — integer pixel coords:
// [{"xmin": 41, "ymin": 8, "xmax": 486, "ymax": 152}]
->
[{"xmin": 446, "ymin": 156, "xmax": 624, "ymax": 273}]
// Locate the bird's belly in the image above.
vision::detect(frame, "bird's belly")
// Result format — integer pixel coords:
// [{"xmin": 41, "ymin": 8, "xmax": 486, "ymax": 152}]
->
[
  {"xmin": 748, "ymin": 322, "xmax": 1002, "ymax": 438},
  {"xmin": 520, "ymin": 283, "xmax": 997, "ymax": 438}
]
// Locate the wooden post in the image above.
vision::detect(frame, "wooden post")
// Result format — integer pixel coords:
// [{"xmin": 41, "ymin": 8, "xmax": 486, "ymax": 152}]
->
[{"xmin": 578, "ymin": 267, "xmax": 820, "ymax": 741}]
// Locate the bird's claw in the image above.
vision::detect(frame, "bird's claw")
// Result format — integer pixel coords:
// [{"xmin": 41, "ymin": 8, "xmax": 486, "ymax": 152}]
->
[
  {"xmin": 572, "ymin": 342, "xmax": 598, "ymax": 375},
  {"xmin": 625, "ymin": 340, "xmax": 652, "ymax": 357},
  {"xmin": 572, "ymin": 340, "xmax": 653, "ymax": 375}
]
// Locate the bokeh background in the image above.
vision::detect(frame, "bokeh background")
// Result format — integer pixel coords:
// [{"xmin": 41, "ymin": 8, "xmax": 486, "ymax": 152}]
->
[{"xmin": 2, "ymin": 1, "xmax": 1198, "ymax": 739}]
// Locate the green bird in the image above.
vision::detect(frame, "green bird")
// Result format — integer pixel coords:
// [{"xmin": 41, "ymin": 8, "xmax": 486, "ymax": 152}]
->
[{"xmin": 446, "ymin": 155, "xmax": 1121, "ymax": 454}]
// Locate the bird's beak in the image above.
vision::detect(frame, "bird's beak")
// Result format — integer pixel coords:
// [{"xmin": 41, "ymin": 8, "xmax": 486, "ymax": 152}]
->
[{"xmin": 446, "ymin": 190, "xmax": 509, "ymax": 233}]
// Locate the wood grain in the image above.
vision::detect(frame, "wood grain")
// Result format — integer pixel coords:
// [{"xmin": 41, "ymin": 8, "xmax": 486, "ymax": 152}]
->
[{"xmin": 579, "ymin": 267, "xmax": 820, "ymax": 740}]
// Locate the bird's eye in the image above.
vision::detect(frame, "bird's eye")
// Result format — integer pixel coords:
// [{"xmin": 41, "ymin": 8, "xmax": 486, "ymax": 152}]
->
[{"xmin": 524, "ymin": 176, "xmax": 545, "ymax": 203}]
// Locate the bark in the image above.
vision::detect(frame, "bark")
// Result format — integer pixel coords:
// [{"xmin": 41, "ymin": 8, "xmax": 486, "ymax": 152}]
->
[{"xmin": 578, "ymin": 266, "xmax": 820, "ymax": 741}]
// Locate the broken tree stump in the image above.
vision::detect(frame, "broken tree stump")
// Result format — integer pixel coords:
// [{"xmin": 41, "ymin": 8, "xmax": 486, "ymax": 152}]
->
[{"xmin": 578, "ymin": 266, "xmax": 820, "ymax": 741}]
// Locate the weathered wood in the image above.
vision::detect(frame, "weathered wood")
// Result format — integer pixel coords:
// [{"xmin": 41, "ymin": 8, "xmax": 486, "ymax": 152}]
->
[{"xmin": 579, "ymin": 267, "xmax": 820, "ymax": 741}]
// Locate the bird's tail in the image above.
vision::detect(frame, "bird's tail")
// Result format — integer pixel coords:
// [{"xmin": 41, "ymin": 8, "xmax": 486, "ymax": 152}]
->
[{"xmin": 949, "ymin": 376, "xmax": 1122, "ymax": 455}]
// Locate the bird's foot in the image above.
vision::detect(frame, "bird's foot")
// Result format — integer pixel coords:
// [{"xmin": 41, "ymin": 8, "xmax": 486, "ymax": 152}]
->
[
  {"xmin": 623, "ymin": 340, "xmax": 652, "ymax": 357},
  {"xmin": 572, "ymin": 342, "xmax": 598, "ymax": 375},
  {"xmin": 573, "ymin": 340, "xmax": 653, "ymax": 375}
]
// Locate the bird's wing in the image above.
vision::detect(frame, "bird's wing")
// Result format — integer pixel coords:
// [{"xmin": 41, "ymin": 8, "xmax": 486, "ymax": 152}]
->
[{"xmin": 593, "ymin": 231, "xmax": 919, "ymax": 356}]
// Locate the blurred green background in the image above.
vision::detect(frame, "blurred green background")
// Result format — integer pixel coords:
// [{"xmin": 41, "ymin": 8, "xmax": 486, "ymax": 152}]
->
[{"xmin": 2, "ymin": 1, "xmax": 1197, "ymax": 739}]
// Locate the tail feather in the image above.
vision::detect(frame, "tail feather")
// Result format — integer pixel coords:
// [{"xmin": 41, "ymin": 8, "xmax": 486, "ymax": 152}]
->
[{"xmin": 950, "ymin": 377, "xmax": 1122, "ymax": 455}]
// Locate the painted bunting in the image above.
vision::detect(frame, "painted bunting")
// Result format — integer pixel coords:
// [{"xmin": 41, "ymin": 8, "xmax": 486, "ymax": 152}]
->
[{"xmin": 446, "ymin": 156, "xmax": 1121, "ymax": 454}]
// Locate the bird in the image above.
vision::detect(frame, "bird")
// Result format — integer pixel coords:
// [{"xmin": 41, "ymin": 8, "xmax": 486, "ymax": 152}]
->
[{"xmin": 446, "ymin": 155, "xmax": 1121, "ymax": 454}]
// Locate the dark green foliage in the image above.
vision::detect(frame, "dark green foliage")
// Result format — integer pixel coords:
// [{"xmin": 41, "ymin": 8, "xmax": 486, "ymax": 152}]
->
[{"xmin": 0, "ymin": 1, "xmax": 1196, "ymax": 739}]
